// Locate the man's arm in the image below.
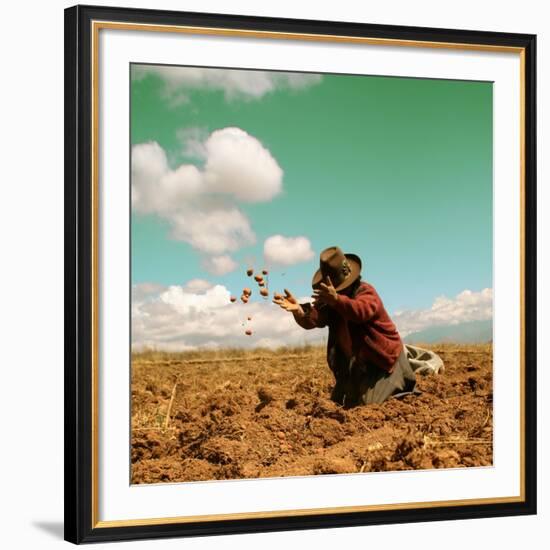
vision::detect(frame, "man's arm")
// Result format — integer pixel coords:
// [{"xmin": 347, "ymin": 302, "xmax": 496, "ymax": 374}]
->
[
  {"xmin": 273, "ymin": 289, "xmax": 327, "ymax": 330},
  {"xmin": 331, "ymin": 286, "xmax": 380, "ymax": 323},
  {"xmin": 293, "ymin": 302, "xmax": 329, "ymax": 330},
  {"xmin": 313, "ymin": 277, "xmax": 379, "ymax": 324}
]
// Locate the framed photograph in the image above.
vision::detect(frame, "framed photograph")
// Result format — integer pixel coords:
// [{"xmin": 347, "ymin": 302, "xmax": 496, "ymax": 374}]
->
[{"xmin": 64, "ymin": 4, "xmax": 537, "ymax": 544}]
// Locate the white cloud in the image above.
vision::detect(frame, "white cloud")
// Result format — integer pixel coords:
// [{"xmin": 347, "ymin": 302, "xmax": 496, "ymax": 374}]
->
[
  {"xmin": 132, "ymin": 127, "xmax": 283, "ymax": 260},
  {"xmin": 201, "ymin": 255, "xmax": 238, "ymax": 276},
  {"xmin": 264, "ymin": 235, "xmax": 315, "ymax": 266},
  {"xmin": 183, "ymin": 278, "xmax": 213, "ymax": 292},
  {"xmin": 203, "ymin": 128, "xmax": 283, "ymax": 202},
  {"xmin": 132, "ymin": 282, "xmax": 325, "ymax": 351},
  {"xmin": 132, "ymin": 65, "xmax": 322, "ymax": 104},
  {"xmin": 131, "ymin": 282, "xmax": 165, "ymax": 305},
  {"xmin": 393, "ymin": 288, "xmax": 493, "ymax": 337},
  {"xmin": 160, "ymin": 284, "xmax": 231, "ymax": 315},
  {"xmin": 176, "ymin": 127, "xmax": 208, "ymax": 159},
  {"xmin": 168, "ymin": 206, "xmax": 255, "ymax": 255},
  {"xmin": 131, "ymin": 141, "xmax": 202, "ymax": 214}
]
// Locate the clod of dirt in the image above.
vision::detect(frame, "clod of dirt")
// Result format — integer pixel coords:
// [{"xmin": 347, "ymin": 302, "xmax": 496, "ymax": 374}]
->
[
  {"xmin": 310, "ymin": 399, "xmax": 347, "ymax": 423},
  {"xmin": 246, "ymin": 268, "xmax": 253, "ymax": 276},
  {"xmin": 247, "ymin": 316, "xmax": 252, "ymax": 321},
  {"xmin": 308, "ymin": 417, "xmax": 346, "ymax": 446},
  {"xmin": 255, "ymin": 387, "xmax": 273, "ymax": 412},
  {"xmin": 199, "ymin": 437, "xmax": 244, "ymax": 465},
  {"xmin": 392, "ymin": 434, "xmax": 425, "ymax": 464},
  {"xmin": 254, "ymin": 274, "xmax": 264, "ymax": 283},
  {"xmin": 230, "ymin": 296, "xmax": 237, "ymax": 303},
  {"xmin": 432, "ymin": 449, "xmax": 461, "ymax": 468},
  {"xmin": 257, "ymin": 387, "xmax": 273, "ymax": 402},
  {"xmin": 273, "ymin": 292, "xmax": 282, "ymax": 300},
  {"xmin": 285, "ymin": 398, "xmax": 298, "ymax": 409},
  {"xmin": 245, "ymin": 329, "xmax": 252, "ymax": 336},
  {"xmin": 260, "ymin": 288, "xmax": 269, "ymax": 297},
  {"xmin": 262, "ymin": 269, "xmax": 268, "ymax": 275},
  {"xmin": 243, "ymin": 288, "xmax": 252, "ymax": 296},
  {"xmin": 240, "ymin": 295, "xmax": 249, "ymax": 304}
]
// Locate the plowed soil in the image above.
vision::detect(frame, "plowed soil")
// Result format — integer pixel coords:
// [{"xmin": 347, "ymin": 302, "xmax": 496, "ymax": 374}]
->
[{"xmin": 131, "ymin": 344, "xmax": 492, "ymax": 484}]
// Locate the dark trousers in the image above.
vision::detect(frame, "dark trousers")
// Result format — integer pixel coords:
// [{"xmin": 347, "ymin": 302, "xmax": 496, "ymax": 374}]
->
[{"xmin": 329, "ymin": 347, "xmax": 418, "ymax": 407}]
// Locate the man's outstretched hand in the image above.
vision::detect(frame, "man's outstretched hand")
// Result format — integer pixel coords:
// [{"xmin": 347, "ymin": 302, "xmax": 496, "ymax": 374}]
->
[
  {"xmin": 312, "ymin": 275, "xmax": 339, "ymax": 307},
  {"xmin": 273, "ymin": 289, "xmax": 304, "ymax": 317}
]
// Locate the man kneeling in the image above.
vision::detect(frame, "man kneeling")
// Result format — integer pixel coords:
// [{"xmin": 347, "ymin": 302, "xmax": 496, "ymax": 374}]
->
[{"xmin": 273, "ymin": 246, "xmax": 417, "ymax": 407}]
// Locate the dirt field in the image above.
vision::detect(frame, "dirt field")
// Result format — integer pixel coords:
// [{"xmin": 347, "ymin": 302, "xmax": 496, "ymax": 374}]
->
[{"xmin": 131, "ymin": 344, "xmax": 492, "ymax": 484}]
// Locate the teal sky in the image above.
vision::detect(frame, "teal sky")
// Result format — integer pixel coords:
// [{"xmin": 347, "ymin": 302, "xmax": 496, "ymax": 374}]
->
[{"xmin": 131, "ymin": 67, "xmax": 492, "ymax": 314}]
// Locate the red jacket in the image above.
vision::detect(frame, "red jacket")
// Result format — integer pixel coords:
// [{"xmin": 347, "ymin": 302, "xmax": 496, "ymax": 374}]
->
[{"xmin": 294, "ymin": 281, "xmax": 403, "ymax": 372}]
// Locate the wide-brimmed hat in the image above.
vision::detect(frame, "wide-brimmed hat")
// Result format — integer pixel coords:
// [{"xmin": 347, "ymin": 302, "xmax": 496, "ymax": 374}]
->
[{"xmin": 312, "ymin": 246, "xmax": 362, "ymax": 292}]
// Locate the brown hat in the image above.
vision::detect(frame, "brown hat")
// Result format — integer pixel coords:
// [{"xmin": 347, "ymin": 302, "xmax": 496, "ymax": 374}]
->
[{"xmin": 312, "ymin": 246, "xmax": 362, "ymax": 292}]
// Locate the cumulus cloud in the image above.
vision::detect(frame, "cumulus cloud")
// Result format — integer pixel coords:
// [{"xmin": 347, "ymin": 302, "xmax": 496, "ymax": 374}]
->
[
  {"xmin": 168, "ymin": 206, "xmax": 255, "ymax": 255},
  {"xmin": 393, "ymin": 288, "xmax": 493, "ymax": 337},
  {"xmin": 132, "ymin": 127, "xmax": 283, "ymax": 261},
  {"xmin": 132, "ymin": 65, "xmax": 322, "ymax": 105},
  {"xmin": 203, "ymin": 127, "xmax": 283, "ymax": 202},
  {"xmin": 183, "ymin": 278, "xmax": 213, "ymax": 292},
  {"xmin": 131, "ymin": 141, "xmax": 202, "ymax": 213},
  {"xmin": 264, "ymin": 235, "xmax": 315, "ymax": 266},
  {"xmin": 177, "ymin": 127, "xmax": 208, "ymax": 159},
  {"xmin": 201, "ymin": 254, "xmax": 238, "ymax": 276},
  {"xmin": 131, "ymin": 281, "xmax": 165, "ymax": 299},
  {"xmin": 132, "ymin": 282, "xmax": 326, "ymax": 351},
  {"xmin": 160, "ymin": 284, "xmax": 231, "ymax": 315}
]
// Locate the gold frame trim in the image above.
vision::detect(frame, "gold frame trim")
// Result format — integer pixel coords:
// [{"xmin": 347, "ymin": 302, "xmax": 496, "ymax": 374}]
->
[{"xmin": 90, "ymin": 20, "xmax": 526, "ymax": 529}]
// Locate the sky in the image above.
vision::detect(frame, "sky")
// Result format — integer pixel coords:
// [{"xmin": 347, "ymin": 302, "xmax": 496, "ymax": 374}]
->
[{"xmin": 130, "ymin": 65, "xmax": 493, "ymax": 350}]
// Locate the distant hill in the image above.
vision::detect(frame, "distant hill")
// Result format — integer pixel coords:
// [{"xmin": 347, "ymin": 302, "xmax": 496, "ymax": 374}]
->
[{"xmin": 403, "ymin": 319, "xmax": 492, "ymax": 344}]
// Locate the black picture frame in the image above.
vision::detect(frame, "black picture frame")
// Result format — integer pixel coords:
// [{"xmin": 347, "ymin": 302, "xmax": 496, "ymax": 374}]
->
[{"xmin": 65, "ymin": 3, "xmax": 537, "ymax": 544}]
